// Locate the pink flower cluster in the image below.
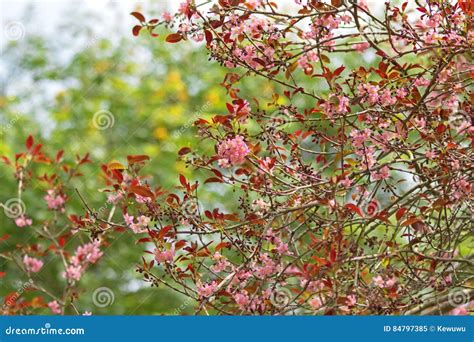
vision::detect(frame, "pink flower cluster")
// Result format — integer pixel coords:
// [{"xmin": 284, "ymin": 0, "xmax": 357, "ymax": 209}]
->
[
  {"xmin": 373, "ymin": 275, "xmax": 397, "ymax": 289},
  {"xmin": 23, "ymin": 255, "xmax": 43, "ymax": 273},
  {"xmin": 48, "ymin": 300, "xmax": 61, "ymax": 314},
  {"xmin": 211, "ymin": 252, "xmax": 230, "ymax": 273},
  {"xmin": 217, "ymin": 135, "xmax": 250, "ymax": 168},
  {"xmin": 63, "ymin": 240, "xmax": 103, "ymax": 282},
  {"xmin": 154, "ymin": 245, "xmax": 175, "ymax": 263},
  {"xmin": 197, "ymin": 281, "xmax": 218, "ymax": 298},
  {"xmin": 15, "ymin": 215, "xmax": 32, "ymax": 227},
  {"xmin": 452, "ymin": 179, "xmax": 472, "ymax": 200},
  {"xmin": 44, "ymin": 189, "xmax": 66, "ymax": 211},
  {"xmin": 322, "ymin": 95, "xmax": 349, "ymax": 118}
]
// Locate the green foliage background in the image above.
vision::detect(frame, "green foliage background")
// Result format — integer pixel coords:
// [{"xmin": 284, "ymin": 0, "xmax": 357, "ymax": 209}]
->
[{"xmin": 0, "ymin": 1, "xmax": 281, "ymax": 314}]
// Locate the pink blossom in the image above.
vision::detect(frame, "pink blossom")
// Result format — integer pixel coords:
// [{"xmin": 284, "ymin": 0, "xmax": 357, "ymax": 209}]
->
[
  {"xmin": 107, "ymin": 192, "xmax": 123, "ymax": 204},
  {"xmin": 15, "ymin": 215, "xmax": 32, "ymax": 227},
  {"xmin": 371, "ymin": 166, "xmax": 390, "ymax": 181},
  {"xmin": 425, "ymin": 150, "xmax": 437, "ymax": 159},
  {"xmin": 340, "ymin": 177, "xmax": 353, "ymax": 188},
  {"xmin": 44, "ymin": 190, "xmax": 66, "ymax": 211},
  {"xmin": 373, "ymin": 275, "xmax": 397, "ymax": 288},
  {"xmin": 64, "ymin": 264, "xmax": 84, "ymax": 281},
  {"xmin": 212, "ymin": 252, "xmax": 230, "ymax": 272},
  {"xmin": 322, "ymin": 95, "xmax": 349, "ymax": 117},
  {"xmin": 414, "ymin": 77, "xmax": 430, "ymax": 87},
  {"xmin": 162, "ymin": 11, "xmax": 172, "ymax": 23},
  {"xmin": 352, "ymin": 42, "xmax": 370, "ymax": 52},
  {"xmin": 71, "ymin": 240, "xmax": 103, "ymax": 265},
  {"xmin": 358, "ymin": 83, "xmax": 379, "ymax": 105},
  {"xmin": 23, "ymin": 255, "xmax": 43, "ymax": 273},
  {"xmin": 358, "ymin": 0, "xmax": 368, "ymax": 11},
  {"xmin": 396, "ymin": 88, "xmax": 408, "ymax": 98},
  {"xmin": 450, "ymin": 306, "xmax": 468, "ymax": 315},
  {"xmin": 380, "ymin": 89, "xmax": 396, "ymax": 106},
  {"xmin": 252, "ymin": 199, "xmax": 269, "ymax": 211},
  {"xmin": 48, "ymin": 300, "xmax": 61, "ymax": 314},
  {"xmin": 300, "ymin": 279, "xmax": 324, "ymax": 292},
  {"xmin": 217, "ymin": 135, "xmax": 250, "ymax": 168},
  {"xmin": 124, "ymin": 213, "xmax": 134, "ymax": 225},
  {"xmin": 309, "ymin": 296, "xmax": 322, "ymax": 309},
  {"xmin": 255, "ymin": 253, "xmax": 277, "ymax": 278},
  {"xmin": 234, "ymin": 290, "xmax": 250, "ymax": 310},
  {"xmin": 124, "ymin": 213, "xmax": 149, "ymax": 233},
  {"xmin": 346, "ymin": 294, "xmax": 357, "ymax": 307},
  {"xmin": 452, "ymin": 179, "xmax": 472, "ymax": 200},
  {"xmin": 178, "ymin": 0, "xmax": 191, "ymax": 15}
]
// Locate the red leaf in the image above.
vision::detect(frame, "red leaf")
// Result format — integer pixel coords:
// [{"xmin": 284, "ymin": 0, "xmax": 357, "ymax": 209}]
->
[
  {"xmin": 330, "ymin": 248, "xmax": 337, "ymax": 263},
  {"xmin": 205, "ymin": 177, "xmax": 223, "ymax": 184},
  {"xmin": 0, "ymin": 272, "xmax": 5, "ymax": 278},
  {"xmin": 166, "ymin": 33, "xmax": 183, "ymax": 43},
  {"xmin": 179, "ymin": 174, "xmax": 187, "ymax": 187},
  {"xmin": 175, "ymin": 240, "xmax": 187, "ymax": 250},
  {"xmin": 0, "ymin": 156, "xmax": 11, "ymax": 165},
  {"xmin": 127, "ymin": 154, "xmax": 150, "ymax": 165},
  {"xmin": 333, "ymin": 65, "xmax": 345, "ymax": 77},
  {"xmin": 178, "ymin": 147, "xmax": 192, "ymax": 156},
  {"xmin": 55, "ymin": 150, "xmax": 64, "ymax": 163},
  {"xmin": 215, "ymin": 242, "xmax": 231, "ymax": 251},
  {"xmin": 344, "ymin": 203, "xmax": 363, "ymax": 217},
  {"xmin": 132, "ymin": 25, "xmax": 142, "ymax": 37},
  {"xmin": 58, "ymin": 236, "xmax": 66, "ymax": 247},
  {"xmin": 158, "ymin": 225, "xmax": 173, "ymax": 240},
  {"xmin": 401, "ymin": 216, "xmax": 422, "ymax": 227},
  {"xmin": 26, "ymin": 135, "xmax": 34, "ymax": 149},
  {"xmin": 130, "ymin": 12, "xmax": 146, "ymax": 22},
  {"xmin": 204, "ymin": 29, "xmax": 212, "ymax": 45}
]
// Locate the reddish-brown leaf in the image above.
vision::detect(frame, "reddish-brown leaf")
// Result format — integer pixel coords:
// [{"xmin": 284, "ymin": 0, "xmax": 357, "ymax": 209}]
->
[
  {"xmin": 26, "ymin": 135, "xmax": 34, "ymax": 149},
  {"xmin": 130, "ymin": 11, "xmax": 146, "ymax": 22},
  {"xmin": 166, "ymin": 33, "xmax": 183, "ymax": 43},
  {"xmin": 132, "ymin": 25, "xmax": 142, "ymax": 37},
  {"xmin": 179, "ymin": 174, "xmax": 187, "ymax": 187},
  {"xmin": 127, "ymin": 154, "xmax": 150, "ymax": 165},
  {"xmin": 178, "ymin": 147, "xmax": 192, "ymax": 156},
  {"xmin": 344, "ymin": 203, "xmax": 363, "ymax": 217},
  {"xmin": 129, "ymin": 185, "xmax": 155, "ymax": 200},
  {"xmin": 396, "ymin": 208, "xmax": 407, "ymax": 221}
]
